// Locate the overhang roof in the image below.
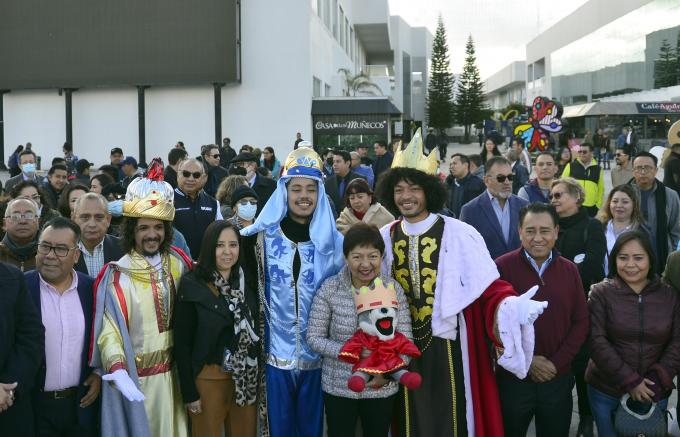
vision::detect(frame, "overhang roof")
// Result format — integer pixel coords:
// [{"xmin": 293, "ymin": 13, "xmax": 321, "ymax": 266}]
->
[{"xmin": 312, "ymin": 97, "xmax": 401, "ymax": 115}]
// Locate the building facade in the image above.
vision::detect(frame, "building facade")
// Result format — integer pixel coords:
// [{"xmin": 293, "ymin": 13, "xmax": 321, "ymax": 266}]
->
[{"xmin": 1, "ymin": 0, "xmax": 431, "ymax": 167}]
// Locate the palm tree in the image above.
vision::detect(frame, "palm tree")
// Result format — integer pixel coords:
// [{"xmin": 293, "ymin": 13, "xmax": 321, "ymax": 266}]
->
[{"xmin": 337, "ymin": 68, "xmax": 383, "ymax": 96}]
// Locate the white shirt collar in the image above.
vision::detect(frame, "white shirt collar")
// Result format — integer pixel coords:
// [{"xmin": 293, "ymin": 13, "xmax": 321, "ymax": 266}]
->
[{"xmin": 401, "ymin": 213, "xmax": 438, "ymax": 236}]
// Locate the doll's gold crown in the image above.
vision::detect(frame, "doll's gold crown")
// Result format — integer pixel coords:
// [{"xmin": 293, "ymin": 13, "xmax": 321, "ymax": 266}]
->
[{"xmin": 353, "ymin": 277, "xmax": 398, "ymax": 313}]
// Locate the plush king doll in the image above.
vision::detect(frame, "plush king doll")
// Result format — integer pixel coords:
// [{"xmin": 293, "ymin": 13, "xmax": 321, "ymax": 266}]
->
[{"xmin": 339, "ymin": 278, "xmax": 422, "ymax": 392}]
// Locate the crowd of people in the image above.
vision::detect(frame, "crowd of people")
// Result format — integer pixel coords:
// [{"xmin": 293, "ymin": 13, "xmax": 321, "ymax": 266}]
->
[{"xmin": 1, "ymin": 126, "xmax": 680, "ymax": 437}]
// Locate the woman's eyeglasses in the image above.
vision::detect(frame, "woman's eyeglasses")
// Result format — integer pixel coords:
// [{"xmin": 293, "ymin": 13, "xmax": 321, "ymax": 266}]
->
[{"xmin": 549, "ymin": 192, "xmax": 565, "ymax": 200}]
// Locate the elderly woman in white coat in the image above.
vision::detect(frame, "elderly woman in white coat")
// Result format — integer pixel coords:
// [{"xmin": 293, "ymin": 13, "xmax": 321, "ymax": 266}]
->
[{"xmin": 335, "ymin": 178, "xmax": 394, "ymax": 235}]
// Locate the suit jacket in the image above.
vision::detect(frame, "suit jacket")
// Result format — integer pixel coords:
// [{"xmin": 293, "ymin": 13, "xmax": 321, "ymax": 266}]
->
[
  {"xmin": 460, "ymin": 192, "xmax": 528, "ymax": 260},
  {"xmin": 0, "ymin": 262, "xmax": 44, "ymax": 436},
  {"xmin": 74, "ymin": 234, "xmax": 125, "ymax": 277},
  {"xmin": 324, "ymin": 171, "xmax": 366, "ymax": 216},
  {"xmin": 25, "ymin": 270, "xmax": 98, "ymax": 432},
  {"xmin": 251, "ymin": 174, "xmax": 276, "ymax": 215}
]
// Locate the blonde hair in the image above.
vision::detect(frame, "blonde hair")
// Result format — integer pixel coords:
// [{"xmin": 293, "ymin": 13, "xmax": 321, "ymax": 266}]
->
[
  {"xmin": 216, "ymin": 175, "xmax": 248, "ymax": 205},
  {"xmin": 551, "ymin": 177, "xmax": 585, "ymax": 205}
]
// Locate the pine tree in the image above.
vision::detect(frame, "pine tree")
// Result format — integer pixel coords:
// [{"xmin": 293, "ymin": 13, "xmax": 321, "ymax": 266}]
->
[
  {"xmin": 654, "ymin": 38, "xmax": 676, "ymax": 88},
  {"xmin": 455, "ymin": 35, "xmax": 487, "ymax": 142},
  {"xmin": 426, "ymin": 16, "xmax": 455, "ymax": 134}
]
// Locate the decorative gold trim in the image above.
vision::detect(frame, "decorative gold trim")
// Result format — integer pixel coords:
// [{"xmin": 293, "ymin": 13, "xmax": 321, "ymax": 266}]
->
[{"xmin": 447, "ymin": 340, "xmax": 458, "ymax": 437}]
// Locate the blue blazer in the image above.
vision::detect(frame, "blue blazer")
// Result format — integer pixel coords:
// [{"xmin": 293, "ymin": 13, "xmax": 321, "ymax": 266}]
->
[
  {"xmin": 460, "ymin": 192, "xmax": 528, "ymax": 260},
  {"xmin": 25, "ymin": 270, "xmax": 99, "ymax": 432}
]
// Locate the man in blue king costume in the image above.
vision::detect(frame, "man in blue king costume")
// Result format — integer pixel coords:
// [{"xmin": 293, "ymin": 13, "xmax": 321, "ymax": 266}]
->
[
  {"xmin": 376, "ymin": 129, "xmax": 549, "ymax": 437},
  {"xmin": 240, "ymin": 142, "xmax": 344, "ymax": 437}
]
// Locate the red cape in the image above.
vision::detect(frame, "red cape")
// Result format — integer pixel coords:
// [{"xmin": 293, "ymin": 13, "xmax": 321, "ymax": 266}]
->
[{"xmin": 339, "ymin": 330, "xmax": 421, "ymax": 375}]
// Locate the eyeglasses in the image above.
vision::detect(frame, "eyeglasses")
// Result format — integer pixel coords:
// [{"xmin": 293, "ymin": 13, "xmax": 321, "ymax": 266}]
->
[
  {"xmin": 577, "ymin": 150, "xmax": 591, "ymax": 154},
  {"xmin": 4, "ymin": 212, "xmax": 36, "ymax": 221},
  {"xmin": 182, "ymin": 170, "xmax": 203, "ymax": 179},
  {"xmin": 633, "ymin": 165, "xmax": 655, "ymax": 174},
  {"xmin": 549, "ymin": 191, "xmax": 565, "ymax": 200},
  {"xmin": 77, "ymin": 214, "xmax": 108, "ymax": 223},
  {"xmin": 37, "ymin": 243, "xmax": 77, "ymax": 257},
  {"xmin": 210, "ymin": 154, "xmax": 220, "ymax": 159},
  {"xmin": 238, "ymin": 200, "xmax": 257, "ymax": 206},
  {"xmin": 494, "ymin": 174, "xmax": 514, "ymax": 183}
]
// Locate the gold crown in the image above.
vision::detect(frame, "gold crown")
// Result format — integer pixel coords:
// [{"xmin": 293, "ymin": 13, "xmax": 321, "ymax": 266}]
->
[
  {"xmin": 283, "ymin": 143, "xmax": 323, "ymax": 177},
  {"xmin": 353, "ymin": 277, "xmax": 398, "ymax": 313},
  {"xmin": 391, "ymin": 128, "xmax": 439, "ymax": 175}
]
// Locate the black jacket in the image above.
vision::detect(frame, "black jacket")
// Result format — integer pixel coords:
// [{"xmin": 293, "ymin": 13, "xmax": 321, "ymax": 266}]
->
[
  {"xmin": 42, "ymin": 182, "xmax": 62, "ymax": 210},
  {"xmin": 445, "ymin": 173, "xmax": 485, "ymax": 217},
  {"xmin": 0, "ymin": 262, "xmax": 44, "ymax": 436},
  {"xmin": 555, "ymin": 208, "xmax": 606, "ymax": 293},
  {"xmin": 25, "ymin": 270, "xmax": 98, "ymax": 433},
  {"xmin": 74, "ymin": 234, "xmax": 125, "ymax": 277},
  {"xmin": 219, "ymin": 146, "xmax": 237, "ymax": 169},
  {"xmin": 663, "ymin": 151, "xmax": 680, "ymax": 196},
  {"xmin": 173, "ymin": 270, "xmax": 258, "ymax": 403},
  {"xmin": 205, "ymin": 164, "xmax": 229, "ymax": 198},
  {"xmin": 511, "ymin": 161, "xmax": 530, "ymax": 195},
  {"xmin": 372, "ymin": 151, "xmax": 394, "ymax": 179},
  {"xmin": 164, "ymin": 166, "xmax": 178, "ymax": 189},
  {"xmin": 324, "ymin": 171, "xmax": 366, "ymax": 216},
  {"xmin": 251, "ymin": 175, "xmax": 276, "ymax": 215}
]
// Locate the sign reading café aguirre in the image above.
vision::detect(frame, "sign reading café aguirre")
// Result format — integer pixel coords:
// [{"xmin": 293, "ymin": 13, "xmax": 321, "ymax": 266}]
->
[{"xmin": 636, "ymin": 103, "xmax": 680, "ymax": 114}]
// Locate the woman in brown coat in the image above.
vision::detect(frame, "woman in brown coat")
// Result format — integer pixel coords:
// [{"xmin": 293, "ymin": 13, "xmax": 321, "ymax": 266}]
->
[
  {"xmin": 586, "ymin": 231, "xmax": 680, "ymax": 436},
  {"xmin": 335, "ymin": 178, "xmax": 394, "ymax": 235}
]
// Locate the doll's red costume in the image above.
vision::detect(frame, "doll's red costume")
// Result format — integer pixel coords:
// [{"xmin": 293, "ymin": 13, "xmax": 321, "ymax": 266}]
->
[{"xmin": 339, "ymin": 330, "xmax": 421, "ymax": 374}]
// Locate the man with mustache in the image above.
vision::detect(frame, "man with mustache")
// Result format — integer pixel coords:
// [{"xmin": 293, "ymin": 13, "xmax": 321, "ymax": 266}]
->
[
  {"xmin": 89, "ymin": 159, "xmax": 193, "ymax": 437},
  {"xmin": 240, "ymin": 143, "xmax": 344, "ymax": 436},
  {"xmin": 375, "ymin": 130, "xmax": 547, "ymax": 437}
]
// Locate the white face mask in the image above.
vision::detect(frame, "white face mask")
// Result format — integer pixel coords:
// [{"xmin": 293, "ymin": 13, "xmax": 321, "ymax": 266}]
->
[
  {"xmin": 237, "ymin": 202, "xmax": 257, "ymax": 221},
  {"xmin": 22, "ymin": 163, "xmax": 36, "ymax": 175}
]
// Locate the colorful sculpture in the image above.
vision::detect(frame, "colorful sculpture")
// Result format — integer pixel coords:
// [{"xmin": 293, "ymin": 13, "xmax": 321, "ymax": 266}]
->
[{"xmin": 513, "ymin": 96, "xmax": 564, "ymax": 152}]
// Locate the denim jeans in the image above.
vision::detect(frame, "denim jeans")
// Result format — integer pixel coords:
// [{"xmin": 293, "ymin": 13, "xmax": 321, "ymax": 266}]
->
[{"xmin": 587, "ymin": 385, "xmax": 668, "ymax": 437}]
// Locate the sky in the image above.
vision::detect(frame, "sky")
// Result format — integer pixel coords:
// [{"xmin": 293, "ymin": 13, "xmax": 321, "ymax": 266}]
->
[{"xmin": 388, "ymin": 0, "xmax": 589, "ymax": 80}]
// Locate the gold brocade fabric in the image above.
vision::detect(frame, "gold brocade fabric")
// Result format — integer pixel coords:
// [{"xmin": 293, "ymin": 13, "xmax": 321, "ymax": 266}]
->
[
  {"xmin": 391, "ymin": 217, "xmax": 444, "ymax": 351},
  {"xmin": 97, "ymin": 251, "xmax": 189, "ymax": 437}
]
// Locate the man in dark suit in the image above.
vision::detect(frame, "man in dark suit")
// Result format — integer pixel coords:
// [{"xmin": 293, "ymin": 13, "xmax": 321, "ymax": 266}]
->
[
  {"xmin": 26, "ymin": 217, "xmax": 100, "ymax": 436},
  {"xmin": 324, "ymin": 150, "xmax": 366, "ymax": 215},
  {"xmin": 372, "ymin": 140, "xmax": 394, "ymax": 180},
  {"xmin": 460, "ymin": 156, "xmax": 529, "ymax": 260},
  {"xmin": 231, "ymin": 151, "xmax": 276, "ymax": 216},
  {"xmin": 164, "ymin": 147, "xmax": 188, "ymax": 190},
  {"xmin": 0, "ymin": 261, "xmax": 44, "ymax": 436},
  {"xmin": 72, "ymin": 193, "xmax": 124, "ymax": 277},
  {"xmin": 201, "ymin": 144, "xmax": 229, "ymax": 198}
]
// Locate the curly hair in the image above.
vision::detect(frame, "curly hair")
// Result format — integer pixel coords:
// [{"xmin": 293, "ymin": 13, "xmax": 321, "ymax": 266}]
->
[
  {"xmin": 216, "ymin": 175, "xmax": 248, "ymax": 206},
  {"xmin": 375, "ymin": 167, "xmax": 447, "ymax": 216},
  {"xmin": 120, "ymin": 217, "xmax": 174, "ymax": 255}
]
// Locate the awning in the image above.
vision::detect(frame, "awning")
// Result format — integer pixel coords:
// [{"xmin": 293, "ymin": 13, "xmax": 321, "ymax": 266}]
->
[
  {"xmin": 563, "ymin": 101, "xmax": 680, "ymax": 118},
  {"xmin": 312, "ymin": 97, "xmax": 401, "ymax": 116}
]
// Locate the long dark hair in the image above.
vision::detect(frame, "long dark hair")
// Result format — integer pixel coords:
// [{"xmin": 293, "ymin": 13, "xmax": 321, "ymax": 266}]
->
[
  {"xmin": 262, "ymin": 146, "xmax": 276, "ymax": 171},
  {"xmin": 481, "ymin": 139, "xmax": 502, "ymax": 165},
  {"xmin": 608, "ymin": 230, "xmax": 656, "ymax": 281},
  {"xmin": 57, "ymin": 183, "xmax": 89, "ymax": 218},
  {"xmin": 195, "ymin": 220, "xmax": 241, "ymax": 285},
  {"xmin": 10, "ymin": 180, "xmax": 50, "ymax": 213},
  {"xmin": 121, "ymin": 217, "xmax": 174, "ymax": 255}
]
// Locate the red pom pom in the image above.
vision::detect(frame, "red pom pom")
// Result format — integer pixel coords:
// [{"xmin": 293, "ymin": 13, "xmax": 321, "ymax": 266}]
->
[{"xmin": 145, "ymin": 158, "xmax": 165, "ymax": 181}]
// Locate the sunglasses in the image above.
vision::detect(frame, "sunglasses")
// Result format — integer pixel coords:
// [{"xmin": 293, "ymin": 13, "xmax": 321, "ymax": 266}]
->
[
  {"xmin": 182, "ymin": 171, "xmax": 203, "ymax": 179},
  {"xmin": 494, "ymin": 174, "xmax": 514, "ymax": 183},
  {"xmin": 549, "ymin": 191, "xmax": 565, "ymax": 200},
  {"xmin": 210, "ymin": 154, "xmax": 220, "ymax": 159}
]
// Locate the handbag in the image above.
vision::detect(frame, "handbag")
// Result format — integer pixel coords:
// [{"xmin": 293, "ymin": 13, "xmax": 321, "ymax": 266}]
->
[{"xmin": 614, "ymin": 394, "xmax": 667, "ymax": 437}]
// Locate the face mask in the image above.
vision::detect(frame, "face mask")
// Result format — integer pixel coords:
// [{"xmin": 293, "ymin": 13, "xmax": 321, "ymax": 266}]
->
[
  {"xmin": 237, "ymin": 203, "xmax": 257, "ymax": 221},
  {"xmin": 22, "ymin": 163, "xmax": 36, "ymax": 174},
  {"xmin": 37, "ymin": 206, "xmax": 43, "ymax": 216},
  {"xmin": 108, "ymin": 199, "xmax": 124, "ymax": 216}
]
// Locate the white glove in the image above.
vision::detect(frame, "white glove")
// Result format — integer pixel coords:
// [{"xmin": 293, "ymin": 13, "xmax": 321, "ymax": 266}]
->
[
  {"xmin": 516, "ymin": 285, "xmax": 548, "ymax": 325},
  {"xmin": 102, "ymin": 369, "xmax": 145, "ymax": 402}
]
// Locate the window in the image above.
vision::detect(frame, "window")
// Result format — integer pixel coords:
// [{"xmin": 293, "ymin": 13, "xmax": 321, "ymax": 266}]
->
[
  {"xmin": 345, "ymin": 17, "xmax": 349, "ymax": 54},
  {"xmin": 350, "ymin": 27, "xmax": 354, "ymax": 60},
  {"xmin": 323, "ymin": 0, "xmax": 330, "ymax": 28},
  {"xmin": 313, "ymin": 77, "xmax": 322, "ymax": 97},
  {"xmin": 325, "ymin": 84, "xmax": 331, "ymax": 96},
  {"xmin": 332, "ymin": 0, "xmax": 338, "ymax": 39},
  {"xmin": 312, "ymin": 0, "xmax": 318, "ymax": 14},
  {"xmin": 339, "ymin": 7, "xmax": 345, "ymax": 48}
]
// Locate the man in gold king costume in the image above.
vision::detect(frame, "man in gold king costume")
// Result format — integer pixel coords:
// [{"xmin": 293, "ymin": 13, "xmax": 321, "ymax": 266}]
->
[{"xmin": 89, "ymin": 159, "xmax": 193, "ymax": 437}]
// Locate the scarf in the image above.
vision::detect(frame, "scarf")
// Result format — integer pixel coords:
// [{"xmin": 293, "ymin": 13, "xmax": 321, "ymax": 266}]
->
[
  {"xmin": 2, "ymin": 234, "xmax": 38, "ymax": 260},
  {"xmin": 212, "ymin": 271, "xmax": 259, "ymax": 406}
]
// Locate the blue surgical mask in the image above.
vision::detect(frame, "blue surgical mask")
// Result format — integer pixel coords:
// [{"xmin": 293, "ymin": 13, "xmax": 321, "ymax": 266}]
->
[
  {"xmin": 237, "ymin": 203, "xmax": 257, "ymax": 221},
  {"xmin": 108, "ymin": 199, "xmax": 124, "ymax": 216},
  {"xmin": 22, "ymin": 163, "xmax": 36, "ymax": 174}
]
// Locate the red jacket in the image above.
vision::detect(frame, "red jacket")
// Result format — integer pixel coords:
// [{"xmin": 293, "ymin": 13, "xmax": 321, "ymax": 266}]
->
[{"xmin": 495, "ymin": 248, "xmax": 589, "ymax": 377}]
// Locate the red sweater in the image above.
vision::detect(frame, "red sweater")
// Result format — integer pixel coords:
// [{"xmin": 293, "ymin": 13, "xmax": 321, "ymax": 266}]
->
[{"xmin": 495, "ymin": 248, "xmax": 589, "ymax": 377}]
